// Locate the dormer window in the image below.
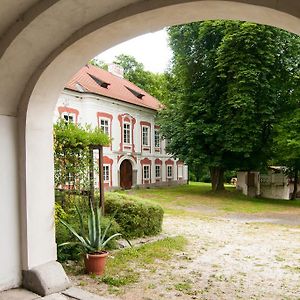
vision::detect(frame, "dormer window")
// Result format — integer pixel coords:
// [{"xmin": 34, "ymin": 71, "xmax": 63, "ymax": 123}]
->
[
  {"xmin": 125, "ymin": 86, "xmax": 144, "ymax": 99},
  {"xmin": 75, "ymin": 83, "xmax": 86, "ymax": 92},
  {"xmin": 88, "ymin": 73, "xmax": 110, "ymax": 88}
]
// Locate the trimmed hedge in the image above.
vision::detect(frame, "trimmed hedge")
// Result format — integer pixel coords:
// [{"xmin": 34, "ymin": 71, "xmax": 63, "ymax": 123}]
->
[{"xmin": 105, "ymin": 192, "xmax": 164, "ymax": 238}]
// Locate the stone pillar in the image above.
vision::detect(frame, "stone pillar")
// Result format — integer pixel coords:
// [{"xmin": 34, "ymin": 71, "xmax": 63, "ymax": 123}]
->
[
  {"xmin": 0, "ymin": 115, "xmax": 21, "ymax": 291},
  {"xmin": 18, "ymin": 112, "xmax": 70, "ymax": 296}
]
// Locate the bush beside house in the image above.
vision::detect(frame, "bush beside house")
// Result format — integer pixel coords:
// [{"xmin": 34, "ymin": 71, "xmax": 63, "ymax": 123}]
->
[
  {"xmin": 105, "ymin": 192, "xmax": 164, "ymax": 238},
  {"xmin": 55, "ymin": 192, "xmax": 164, "ymax": 261}
]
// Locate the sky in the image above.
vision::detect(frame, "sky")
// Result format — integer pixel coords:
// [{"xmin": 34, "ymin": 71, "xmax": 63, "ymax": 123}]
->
[{"xmin": 96, "ymin": 28, "xmax": 172, "ymax": 74}]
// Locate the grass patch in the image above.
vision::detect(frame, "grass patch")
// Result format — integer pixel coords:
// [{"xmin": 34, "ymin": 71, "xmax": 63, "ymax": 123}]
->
[
  {"xmin": 122, "ymin": 182, "xmax": 300, "ymax": 215},
  {"xmin": 174, "ymin": 280, "xmax": 197, "ymax": 295},
  {"xmin": 101, "ymin": 236, "xmax": 187, "ymax": 287},
  {"xmin": 174, "ymin": 281, "xmax": 192, "ymax": 292},
  {"xmin": 283, "ymin": 265, "xmax": 300, "ymax": 273},
  {"xmin": 101, "ymin": 273, "xmax": 139, "ymax": 287}
]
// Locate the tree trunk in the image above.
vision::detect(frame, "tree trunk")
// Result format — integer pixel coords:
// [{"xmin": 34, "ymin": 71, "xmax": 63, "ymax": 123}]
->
[
  {"xmin": 291, "ymin": 168, "xmax": 298, "ymax": 200},
  {"xmin": 195, "ymin": 169, "xmax": 201, "ymax": 182},
  {"xmin": 210, "ymin": 167, "xmax": 225, "ymax": 192},
  {"xmin": 89, "ymin": 146, "xmax": 95, "ymax": 209}
]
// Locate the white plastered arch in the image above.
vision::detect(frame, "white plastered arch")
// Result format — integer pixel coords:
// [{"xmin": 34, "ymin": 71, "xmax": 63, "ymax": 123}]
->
[
  {"xmin": 117, "ymin": 155, "xmax": 138, "ymax": 171},
  {"xmin": 19, "ymin": 0, "xmax": 300, "ymax": 273},
  {"xmin": 1, "ymin": 0, "xmax": 299, "ymax": 293}
]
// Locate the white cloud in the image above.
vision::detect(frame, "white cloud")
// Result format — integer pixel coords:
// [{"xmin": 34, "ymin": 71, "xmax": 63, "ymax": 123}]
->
[{"xmin": 96, "ymin": 28, "xmax": 172, "ymax": 74}]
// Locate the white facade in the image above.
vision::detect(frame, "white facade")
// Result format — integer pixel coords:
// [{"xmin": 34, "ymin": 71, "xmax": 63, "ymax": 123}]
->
[
  {"xmin": 237, "ymin": 169, "xmax": 300, "ymax": 200},
  {"xmin": 54, "ymin": 89, "xmax": 188, "ymax": 189},
  {"xmin": 260, "ymin": 169, "xmax": 300, "ymax": 200},
  {"xmin": 236, "ymin": 171, "xmax": 260, "ymax": 197}
]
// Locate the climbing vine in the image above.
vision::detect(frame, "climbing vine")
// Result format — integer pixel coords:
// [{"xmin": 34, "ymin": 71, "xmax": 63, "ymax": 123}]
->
[{"xmin": 53, "ymin": 120, "xmax": 110, "ymax": 203}]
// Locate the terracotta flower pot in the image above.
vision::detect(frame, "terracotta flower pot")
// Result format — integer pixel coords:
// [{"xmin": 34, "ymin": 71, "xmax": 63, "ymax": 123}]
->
[{"xmin": 84, "ymin": 251, "xmax": 109, "ymax": 275}]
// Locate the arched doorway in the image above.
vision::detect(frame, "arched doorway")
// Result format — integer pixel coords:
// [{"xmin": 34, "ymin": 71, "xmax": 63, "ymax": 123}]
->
[
  {"xmin": 0, "ymin": 0, "xmax": 299, "ymax": 295},
  {"xmin": 120, "ymin": 159, "xmax": 133, "ymax": 189}
]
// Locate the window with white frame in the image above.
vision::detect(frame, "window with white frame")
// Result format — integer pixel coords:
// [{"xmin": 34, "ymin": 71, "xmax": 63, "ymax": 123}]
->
[
  {"xmin": 143, "ymin": 165, "xmax": 150, "ymax": 180},
  {"xmin": 103, "ymin": 165, "xmax": 110, "ymax": 182},
  {"xmin": 62, "ymin": 112, "xmax": 75, "ymax": 124},
  {"xmin": 100, "ymin": 119, "xmax": 110, "ymax": 136},
  {"xmin": 154, "ymin": 129, "xmax": 160, "ymax": 148},
  {"xmin": 167, "ymin": 165, "xmax": 173, "ymax": 178},
  {"xmin": 142, "ymin": 126, "xmax": 150, "ymax": 146},
  {"xmin": 178, "ymin": 165, "xmax": 183, "ymax": 178},
  {"xmin": 67, "ymin": 173, "xmax": 74, "ymax": 184},
  {"xmin": 155, "ymin": 165, "xmax": 161, "ymax": 178},
  {"xmin": 164, "ymin": 139, "xmax": 169, "ymax": 152},
  {"xmin": 123, "ymin": 122, "xmax": 131, "ymax": 144}
]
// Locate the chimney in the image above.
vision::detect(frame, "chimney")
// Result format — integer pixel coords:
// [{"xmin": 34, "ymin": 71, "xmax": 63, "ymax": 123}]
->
[{"xmin": 108, "ymin": 63, "xmax": 124, "ymax": 78}]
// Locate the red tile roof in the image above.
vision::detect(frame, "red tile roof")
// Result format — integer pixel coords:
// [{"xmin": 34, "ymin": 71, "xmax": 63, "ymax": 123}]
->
[{"xmin": 65, "ymin": 64, "xmax": 162, "ymax": 111}]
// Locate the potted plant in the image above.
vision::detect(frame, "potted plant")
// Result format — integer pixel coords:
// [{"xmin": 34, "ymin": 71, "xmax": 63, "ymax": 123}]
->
[{"xmin": 59, "ymin": 201, "xmax": 124, "ymax": 275}]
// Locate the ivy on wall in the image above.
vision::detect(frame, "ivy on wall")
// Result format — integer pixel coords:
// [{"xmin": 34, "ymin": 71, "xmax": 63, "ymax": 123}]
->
[{"xmin": 53, "ymin": 120, "xmax": 111, "ymax": 201}]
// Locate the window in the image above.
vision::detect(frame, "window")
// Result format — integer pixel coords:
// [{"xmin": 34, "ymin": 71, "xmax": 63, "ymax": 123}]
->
[
  {"xmin": 103, "ymin": 165, "xmax": 110, "ymax": 182},
  {"xmin": 154, "ymin": 130, "xmax": 160, "ymax": 148},
  {"xmin": 155, "ymin": 165, "xmax": 161, "ymax": 178},
  {"xmin": 143, "ymin": 165, "xmax": 150, "ymax": 180},
  {"xmin": 123, "ymin": 122, "xmax": 131, "ymax": 144},
  {"xmin": 178, "ymin": 165, "xmax": 183, "ymax": 178},
  {"xmin": 142, "ymin": 126, "xmax": 150, "ymax": 146},
  {"xmin": 68, "ymin": 173, "xmax": 74, "ymax": 183},
  {"xmin": 164, "ymin": 139, "xmax": 169, "ymax": 152},
  {"xmin": 100, "ymin": 119, "xmax": 109, "ymax": 136},
  {"xmin": 62, "ymin": 113, "xmax": 74, "ymax": 123},
  {"xmin": 167, "ymin": 165, "xmax": 173, "ymax": 178}
]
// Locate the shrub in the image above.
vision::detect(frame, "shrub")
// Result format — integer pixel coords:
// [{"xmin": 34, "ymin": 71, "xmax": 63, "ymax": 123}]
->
[
  {"xmin": 105, "ymin": 192, "xmax": 164, "ymax": 238},
  {"xmin": 200, "ymin": 173, "xmax": 211, "ymax": 183}
]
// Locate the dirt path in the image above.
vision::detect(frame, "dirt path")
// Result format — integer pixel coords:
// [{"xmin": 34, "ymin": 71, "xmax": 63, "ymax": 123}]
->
[
  {"xmin": 222, "ymin": 210, "xmax": 300, "ymax": 226},
  {"xmin": 71, "ymin": 214, "xmax": 300, "ymax": 300}
]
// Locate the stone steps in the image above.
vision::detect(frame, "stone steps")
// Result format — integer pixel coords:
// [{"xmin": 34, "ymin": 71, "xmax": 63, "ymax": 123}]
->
[{"xmin": 0, "ymin": 287, "xmax": 110, "ymax": 300}]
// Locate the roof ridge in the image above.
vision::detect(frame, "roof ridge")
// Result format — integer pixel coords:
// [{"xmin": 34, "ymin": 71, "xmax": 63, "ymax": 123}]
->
[{"xmin": 65, "ymin": 64, "xmax": 162, "ymax": 111}]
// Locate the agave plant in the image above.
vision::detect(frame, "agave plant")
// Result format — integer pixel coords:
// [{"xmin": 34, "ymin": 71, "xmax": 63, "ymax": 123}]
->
[{"xmin": 59, "ymin": 202, "xmax": 122, "ymax": 253}]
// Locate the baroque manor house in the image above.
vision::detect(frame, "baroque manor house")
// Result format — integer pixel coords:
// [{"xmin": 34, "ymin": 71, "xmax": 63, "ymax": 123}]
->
[{"xmin": 54, "ymin": 64, "xmax": 188, "ymax": 190}]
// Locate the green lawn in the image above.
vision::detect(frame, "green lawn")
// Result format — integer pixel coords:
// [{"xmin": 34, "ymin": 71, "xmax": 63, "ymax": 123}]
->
[
  {"xmin": 65, "ymin": 236, "xmax": 187, "ymax": 290},
  {"xmin": 122, "ymin": 182, "xmax": 300, "ymax": 215},
  {"xmin": 101, "ymin": 236, "xmax": 187, "ymax": 287}
]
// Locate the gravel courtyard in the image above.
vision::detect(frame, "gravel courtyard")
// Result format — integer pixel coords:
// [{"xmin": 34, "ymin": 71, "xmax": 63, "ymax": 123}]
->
[{"xmin": 70, "ymin": 212, "xmax": 300, "ymax": 300}]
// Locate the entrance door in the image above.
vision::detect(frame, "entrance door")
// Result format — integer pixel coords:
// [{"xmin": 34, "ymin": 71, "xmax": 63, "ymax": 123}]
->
[
  {"xmin": 247, "ymin": 172, "xmax": 256, "ymax": 197},
  {"xmin": 120, "ymin": 159, "xmax": 133, "ymax": 189}
]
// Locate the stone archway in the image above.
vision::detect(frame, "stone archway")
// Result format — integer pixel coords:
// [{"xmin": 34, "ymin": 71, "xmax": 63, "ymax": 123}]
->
[
  {"xmin": 0, "ymin": 0, "xmax": 299, "ymax": 294},
  {"xmin": 118, "ymin": 155, "xmax": 138, "ymax": 189}
]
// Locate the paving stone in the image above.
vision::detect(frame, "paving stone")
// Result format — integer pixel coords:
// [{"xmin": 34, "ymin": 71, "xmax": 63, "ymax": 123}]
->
[
  {"xmin": 0, "ymin": 288, "xmax": 40, "ymax": 300},
  {"xmin": 42, "ymin": 293, "xmax": 69, "ymax": 300},
  {"xmin": 62, "ymin": 287, "xmax": 110, "ymax": 300}
]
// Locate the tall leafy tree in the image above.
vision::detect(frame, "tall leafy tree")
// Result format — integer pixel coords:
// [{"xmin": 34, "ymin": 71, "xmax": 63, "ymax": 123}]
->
[
  {"xmin": 158, "ymin": 21, "xmax": 300, "ymax": 191},
  {"xmin": 89, "ymin": 58, "xmax": 108, "ymax": 70},
  {"xmin": 272, "ymin": 108, "xmax": 300, "ymax": 199}
]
